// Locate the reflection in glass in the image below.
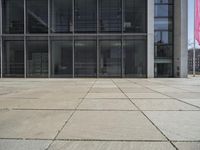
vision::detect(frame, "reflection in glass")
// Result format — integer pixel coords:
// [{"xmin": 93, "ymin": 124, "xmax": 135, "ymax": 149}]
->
[
  {"xmin": 51, "ymin": 0, "xmax": 72, "ymax": 33},
  {"xmin": 123, "ymin": 40, "xmax": 146, "ymax": 77},
  {"xmin": 51, "ymin": 40, "xmax": 72, "ymax": 77},
  {"xmin": 27, "ymin": 40, "xmax": 48, "ymax": 77},
  {"xmin": 124, "ymin": 0, "xmax": 146, "ymax": 33},
  {"xmin": 99, "ymin": 40, "xmax": 121, "ymax": 77},
  {"xmin": 75, "ymin": 0, "xmax": 97, "ymax": 33},
  {"xmin": 27, "ymin": 0, "xmax": 48, "ymax": 33},
  {"xmin": 155, "ymin": 63, "xmax": 172, "ymax": 77},
  {"xmin": 99, "ymin": 0, "xmax": 122, "ymax": 33},
  {"xmin": 75, "ymin": 40, "xmax": 97, "ymax": 77},
  {"xmin": 3, "ymin": 40, "xmax": 24, "ymax": 77},
  {"xmin": 155, "ymin": 45, "xmax": 172, "ymax": 58},
  {"xmin": 2, "ymin": 0, "xmax": 24, "ymax": 34}
]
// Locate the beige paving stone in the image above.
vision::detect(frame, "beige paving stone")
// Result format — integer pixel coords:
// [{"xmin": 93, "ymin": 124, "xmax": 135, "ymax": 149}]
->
[
  {"xmin": 57, "ymin": 111, "xmax": 166, "ymax": 140},
  {"xmin": 90, "ymin": 88, "xmax": 121, "ymax": 93},
  {"xmin": 132, "ymin": 99, "xmax": 199, "ymax": 111},
  {"xmin": 78, "ymin": 99, "xmax": 137, "ymax": 110},
  {"xmin": 126, "ymin": 93, "xmax": 170, "ymax": 99},
  {"xmin": 179, "ymin": 99, "xmax": 200, "ymax": 107},
  {"xmin": 49, "ymin": 141, "xmax": 175, "ymax": 150},
  {"xmin": 0, "ymin": 139, "xmax": 51, "ymax": 150},
  {"xmin": 144, "ymin": 111, "xmax": 200, "ymax": 141},
  {"xmin": 85, "ymin": 93, "xmax": 126, "ymax": 99},
  {"xmin": 0, "ymin": 110, "xmax": 72, "ymax": 139},
  {"xmin": 121, "ymin": 88, "xmax": 154, "ymax": 93},
  {"xmin": 164, "ymin": 93, "xmax": 200, "ymax": 99},
  {"xmin": 174, "ymin": 142, "xmax": 200, "ymax": 150},
  {"xmin": 0, "ymin": 98, "xmax": 82, "ymax": 109}
]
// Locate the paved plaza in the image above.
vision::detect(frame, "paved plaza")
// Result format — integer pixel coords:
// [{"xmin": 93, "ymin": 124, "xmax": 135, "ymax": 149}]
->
[{"xmin": 0, "ymin": 77, "xmax": 200, "ymax": 150}]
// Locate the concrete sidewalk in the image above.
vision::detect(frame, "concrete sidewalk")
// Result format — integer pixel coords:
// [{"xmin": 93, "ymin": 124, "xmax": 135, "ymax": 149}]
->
[{"xmin": 0, "ymin": 78, "xmax": 200, "ymax": 150}]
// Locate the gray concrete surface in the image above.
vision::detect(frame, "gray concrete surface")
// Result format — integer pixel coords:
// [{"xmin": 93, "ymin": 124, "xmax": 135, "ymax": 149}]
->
[{"xmin": 0, "ymin": 77, "xmax": 199, "ymax": 150}]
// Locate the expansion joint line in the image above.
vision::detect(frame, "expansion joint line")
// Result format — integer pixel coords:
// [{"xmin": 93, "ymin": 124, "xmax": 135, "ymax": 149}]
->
[
  {"xmin": 45, "ymin": 79, "xmax": 97, "ymax": 150},
  {"xmin": 112, "ymin": 79, "xmax": 179, "ymax": 150}
]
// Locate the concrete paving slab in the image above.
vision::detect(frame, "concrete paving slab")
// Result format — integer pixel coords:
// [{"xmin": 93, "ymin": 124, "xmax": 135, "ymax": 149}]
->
[
  {"xmin": 57, "ymin": 111, "xmax": 166, "ymax": 140},
  {"xmin": 121, "ymin": 88, "xmax": 154, "ymax": 93},
  {"xmin": 85, "ymin": 93, "xmax": 126, "ymax": 99},
  {"xmin": 179, "ymin": 99, "xmax": 200, "ymax": 108},
  {"xmin": 0, "ymin": 98, "xmax": 82, "ymax": 109},
  {"xmin": 132, "ymin": 99, "xmax": 199, "ymax": 111},
  {"xmin": 144, "ymin": 111, "xmax": 200, "ymax": 141},
  {"xmin": 174, "ymin": 142, "xmax": 200, "ymax": 150},
  {"xmin": 164, "ymin": 93, "xmax": 200, "ymax": 99},
  {"xmin": 0, "ymin": 139, "xmax": 51, "ymax": 150},
  {"xmin": 126, "ymin": 93, "xmax": 170, "ymax": 99},
  {"xmin": 0, "ymin": 110, "xmax": 72, "ymax": 139},
  {"xmin": 49, "ymin": 141, "xmax": 176, "ymax": 150},
  {"xmin": 90, "ymin": 88, "xmax": 121, "ymax": 93},
  {"xmin": 78, "ymin": 99, "xmax": 137, "ymax": 110}
]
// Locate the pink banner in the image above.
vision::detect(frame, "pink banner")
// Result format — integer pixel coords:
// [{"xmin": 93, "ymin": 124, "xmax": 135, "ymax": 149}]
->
[{"xmin": 195, "ymin": 0, "xmax": 200, "ymax": 45}]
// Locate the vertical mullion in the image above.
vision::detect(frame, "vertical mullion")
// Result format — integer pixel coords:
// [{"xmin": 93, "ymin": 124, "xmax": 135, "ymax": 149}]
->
[
  {"xmin": 24, "ymin": 0, "xmax": 27, "ymax": 78},
  {"xmin": 0, "ymin": 0, "xmax": 2, "ymax": 78},
  {"xmin": 121, "ymin": 0, "xmax": 124, "ymax": 78},
  {"xmin": 72, "ymin": 0, "xmax": 75, "ymax": 78},
  {"xmin": 48, "ymin": 0, "xmax": 51, "ymax": 78},
  {"xmin": 96, "ymin": 0, "xmax": 99, "ymax": 78}
]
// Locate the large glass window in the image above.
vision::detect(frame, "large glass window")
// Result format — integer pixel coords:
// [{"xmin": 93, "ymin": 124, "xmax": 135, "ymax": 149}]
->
[
  {"xmin": 124, "ymin": 0, "xmax": 146, "ymax": 33},
  {"xmin": 154, "ymin": 1, "xmax": 174, "ymax": 77},
  {"xmin": 27, "ymin": 38, "xmax": 48, "ymax": 77},
  {"xmin": 50, "ymin": 0, "xmax": 72, "ymax": 33},
  {"xmin": 99, "ymin": 40, "xmax": 121, "ymax": 77},
  {"xmin": 3, "ymin": 39, "xmax": 24, "ymax": 77},
  {"xmin": 123, "ymin": 39, "xmax": 146, "ymax": 77},
  {"xmin": 27, "ymin": 0, "xmax": 48, "ymax": 33},
  {"xmin": 99, "ymin": 0, "xmax": 122, "ymax": 33},
  {"xmin": 75, "ymin": 40, "xmax": 97, "ymax": 77},
  {"xmin": 51, "ymin": 39, "xmax": 73, "ymax": 77},
  {"xmin": 2, "ymin": 0, "xmax": 24, "ymax": 34},
  {"xmin": 75, "ymin": 0, "xmax": 97, "ymax": 33},
  {"xmin": 155, "ymin": 63, "xmax": 173, "ymax": 77}
]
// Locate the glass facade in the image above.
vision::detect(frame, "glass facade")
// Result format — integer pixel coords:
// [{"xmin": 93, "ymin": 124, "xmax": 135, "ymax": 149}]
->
[
  {"xmin": 154, "ymin": 0, "xmax": 174, "ymax": 77},
  {"xmin": 0, "ymin": 0, "xmax": 177, "ymax": 78}
]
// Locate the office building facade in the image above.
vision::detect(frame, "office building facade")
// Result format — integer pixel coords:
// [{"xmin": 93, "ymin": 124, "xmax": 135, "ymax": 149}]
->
[{"xmin": 0, "ymin": 0, "xmax": 188, "ymax": 78}]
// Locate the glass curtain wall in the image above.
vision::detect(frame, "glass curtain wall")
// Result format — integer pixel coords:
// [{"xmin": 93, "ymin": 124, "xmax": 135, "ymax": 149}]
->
[
  {"xmin": 75, "ymin": 0, "xmax": 97, "ymax": 33},
  {"xmin": 2, "ymin": 0, "xmax": 24, "ymax": 34},
  {"xmin": 50, "ymin": 0, "xmax": 72, "ymax": 33},
  {"xmin": 26, "ymin": 37, "xmax": 48, "ymax": 77},
  {"xmin": 51, "ymin": 37, "xmax": 73, "ymax": 77},
  {"xmin": 0, "ymin": 0, "xmax": 148, "ymax": 78},
  {"xmin": 2, "ymin": 38, "xmax": 24, "ymax": 77},
  {"xmin": 74, "ymin": 39, "xmax": 97, "ymax": 77},
  {"xmin": 123, "ymin": 39, "xmax": 147, "ymax": 77},
  {"xmin": 154, "ymin": 0, "xmax": 174, "ymax": 77}
]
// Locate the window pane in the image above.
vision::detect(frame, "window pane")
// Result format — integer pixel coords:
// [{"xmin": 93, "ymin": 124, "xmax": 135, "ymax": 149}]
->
[
  {"xmin": 124, "ymin": 0, "xmax": 146, "ymax": 33},
  {"xmin": 51, "ymin": 40, "xmax": 73, "ymax": 77},
  {"xmin": 75, "ymin": 40, "xmax": 97, "ymax": 77},
  {"xmin": 154, "ymin": 18, "xmax": 172, "ymax": 30},
  {"xmin": 3, "ymin": 40, "xmax": 24, "ymax": 77},
  {"xmin": 155, "ymin": 5, "xmax": 173, "ymax": 17},
  {"xmin": 75, "ymin": 0, "xmax": 97, "ymax": 33},
  {"xmin": 99, "ymin": 40, "xmax": 121, "ymax": 77},
  {"xmin": 155, "ymin": 45, "xmax": 172, "ymax": 58},
  {"xmin": 2, "ymin": 0, "xmax": 24, "ymax": 34},
  {"xmin": 99, "ymin": 0, "xmax": 122, "ymax": 33},
  {"xmin": 155, "ymin": 31, "xmax": 172, "ymax": 44},
  {"xmin": 27, "ymin": 39, "xmax": 48, "ymax": 77},
  {"xmin": 51, "ymin": 0, "xmax": 72, "ymax": 33},
  {"xmin": 155, "ymin": 63, "xmax": 173, "ymax": 77},
  {"xmin": 27, "ymin": 0, "xmax": 48, "ymax": 33},
  {"xmin": 123, "ymin": 40, "xmax": 147, "ymax": 77}
]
